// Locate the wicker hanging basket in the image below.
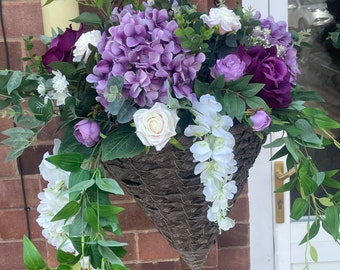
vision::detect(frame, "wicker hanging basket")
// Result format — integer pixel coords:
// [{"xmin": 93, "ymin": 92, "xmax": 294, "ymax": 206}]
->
[{"xmin": 104, "ymin": 123, "xmax": 266, "ymax": 270}]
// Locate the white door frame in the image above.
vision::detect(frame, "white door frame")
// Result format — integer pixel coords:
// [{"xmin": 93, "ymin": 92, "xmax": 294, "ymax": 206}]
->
[{"xmin": 243, "ymin": 0, "xmax": 289, "ymax": 269}]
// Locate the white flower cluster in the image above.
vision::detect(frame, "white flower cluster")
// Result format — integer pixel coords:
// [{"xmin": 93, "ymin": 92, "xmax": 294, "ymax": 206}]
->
[
  {"xmin": 184, "ymin": 94, "xmax": 238, "ymax": 231},
  {"xmin": 36, "ymin": 139, "xmax": 73, "ymax": 252},
  {"xmin": 37, "ymin": 70, "xmax": 70, "ymax": 106},
  {"xmin": 36, "ymin": 139, "xmax": 93, "ymax": 269}
]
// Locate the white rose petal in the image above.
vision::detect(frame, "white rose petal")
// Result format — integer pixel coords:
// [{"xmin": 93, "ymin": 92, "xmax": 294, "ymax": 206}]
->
[
  {"xmin": 73, "ymin": 30, "xmax": 102, "ymax": 62},
  {"xmin": 200, "ymin": 6, "xmax": 241, "ymax": 35},
  {"xmin": 133, "ymin": 102, "xmax": 179, "ymax": 151}
]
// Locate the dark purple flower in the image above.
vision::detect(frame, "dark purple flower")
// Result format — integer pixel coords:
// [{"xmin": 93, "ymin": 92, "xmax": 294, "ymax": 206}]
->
[
  {"xmin": 42, "ymin": 25, "xmax": 84, "ymax": 71},
  {"xmin": 250, "ymin": 110, "xmax": 271, "ymax": 131},
  {"xmin": 238, "ymin": 45, "xmax": 292, "ymax": 109},
  {"xmin": 211, "ymin": 54, "xmax": 246, "ymax": 82},
  {"xmin": 73, "ymin": 119, "xmax": 100, "ymax": 147}
]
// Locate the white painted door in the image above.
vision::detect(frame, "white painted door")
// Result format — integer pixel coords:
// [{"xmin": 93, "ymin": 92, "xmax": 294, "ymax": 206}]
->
[{"xmin": 244, "ymin": 0, "xmax": 340, "ymax": 269}]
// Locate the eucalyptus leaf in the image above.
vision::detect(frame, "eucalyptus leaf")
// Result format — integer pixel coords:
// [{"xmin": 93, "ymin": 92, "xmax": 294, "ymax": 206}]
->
[
  {"xmin": 2, "ymin": 127, "xmax": 35, "ymax": 138},
  {"xmin": 7, "ymin": 71, "xmax": 22, "ymax": 94},
  {"xmin": 117, "ymin": 101, "xmax": 137, "ymax": 123}
]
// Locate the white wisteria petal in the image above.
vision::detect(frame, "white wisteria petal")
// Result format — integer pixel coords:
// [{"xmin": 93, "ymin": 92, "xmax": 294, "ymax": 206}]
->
[
  {"xmin": 184, "ymin": 124, "xmax": 209, "ymax": 137},
  {"xmin": 190, "ymin": 140, "xmax": 212, "ymax": 162},
  {"xmin": 218, "ymin": 216, "xmax": 235, "ymax": 231}
]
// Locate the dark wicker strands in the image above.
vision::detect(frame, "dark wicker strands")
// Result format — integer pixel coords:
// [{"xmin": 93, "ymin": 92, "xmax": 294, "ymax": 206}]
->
[{"xmin": 104, "ymin": 124, "xmax": 266, "ymax": 270}]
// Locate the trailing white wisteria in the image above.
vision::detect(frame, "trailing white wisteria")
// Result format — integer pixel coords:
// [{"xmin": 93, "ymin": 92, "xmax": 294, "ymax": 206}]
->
[{"xmin": 184, "ymin": 94, "xmax": 238, "ymax": 231}]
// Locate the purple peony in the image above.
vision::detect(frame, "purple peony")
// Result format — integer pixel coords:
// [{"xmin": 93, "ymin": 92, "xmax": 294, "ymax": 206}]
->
[
  {"xmin": 211, "ymin": 54, "xmax": 246, "ymax": 82},
  {"xmin": 73, "ymin": 119, "xmax": 101, "ymax": 147},
  {"xmin": 250, "ymin": 110, "xmax": 271, "ymax": 131},
  {"xmin": 42, "ymin": 25, "xmax": 84, "ymax": 71},
  {"xmin": 238, "ymin": 45, "xmax": 292, "ymax": 109},
  {"xmin": 87, "ymin": 4, "xmax": 205, "ymax": 109}
]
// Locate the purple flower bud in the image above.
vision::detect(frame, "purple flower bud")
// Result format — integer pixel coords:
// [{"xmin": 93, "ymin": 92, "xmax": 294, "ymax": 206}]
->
[
  {"xmin": 250, "ymin": 110, "xmax": 271, "ymax": 131},
  {"xmin": 73, "ymin": 119, "xmax": 101, "ymax": 147},
  {"xmin": 211, "ymin": 54, "xmax": 246, "ymax": 82}
]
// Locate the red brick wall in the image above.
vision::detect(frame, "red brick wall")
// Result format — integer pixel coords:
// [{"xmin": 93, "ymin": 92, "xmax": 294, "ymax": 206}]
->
[{"xmin": 0, "ymin": 0, "xmax": 249, "ymax": 269}]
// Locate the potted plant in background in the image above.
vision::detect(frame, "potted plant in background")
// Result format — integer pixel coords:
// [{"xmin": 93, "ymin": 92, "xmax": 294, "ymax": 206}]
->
[{"xmin": 1, "ymin": 0, "xmax": 340, "ymax": 269}]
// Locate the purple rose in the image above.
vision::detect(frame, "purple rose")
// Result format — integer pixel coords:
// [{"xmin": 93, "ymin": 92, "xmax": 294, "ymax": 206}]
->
[
  {"xmin": 42, "ymin": 25, "xmax": 84, "ymax": 71},
  {"xmin": 211, "ymin": 54, "xmax": 246, "ymax": 82},
  {"xmin": 238, "ymin": 45, "xmax": 292, "ymax": 109},
  {"xmin": 250, "ymin": 110, "xmax": 271, "ymax": 131},
  {"xmin": 73, "ymin": 119, "xmax": 101, "ymax": 147}
]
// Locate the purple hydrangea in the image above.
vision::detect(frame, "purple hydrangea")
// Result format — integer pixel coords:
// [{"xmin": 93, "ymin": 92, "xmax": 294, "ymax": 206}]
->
[
  {"xmin": 260, "ymin": 16, "xmax": 292, "ymax": 47},
  {"xmin": 87, "ymin": 4, "xmax": 205, "ymax": 109}
]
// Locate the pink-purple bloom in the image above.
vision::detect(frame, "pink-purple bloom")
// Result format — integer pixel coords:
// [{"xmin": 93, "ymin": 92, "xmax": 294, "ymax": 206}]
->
[
  {"xmin": 250, "ymin": 110, "xmax": 271, "ymax": 131},
  {"xmin": 42, "ymin": 25, "xmax": 84, "ymax": 71},
  {"xmin": 87, "ymin": 4, "xmax": 205, "ymax": 109},
  {"xmin": 73, "ymin": 119, "xmax": 101, "ymax": 147},
  {"xmin": 211, "ymin": 54, "xmax": 245, "ymax": 82}
]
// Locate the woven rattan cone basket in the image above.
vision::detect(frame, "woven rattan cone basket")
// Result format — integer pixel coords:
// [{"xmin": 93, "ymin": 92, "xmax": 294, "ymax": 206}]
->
[{"xmin": 104, "ymin": 123, "xmax": 266, "ymax": 270}]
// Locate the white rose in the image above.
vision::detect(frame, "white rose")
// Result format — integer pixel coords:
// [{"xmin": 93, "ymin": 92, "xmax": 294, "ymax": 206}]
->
[
  {"xmin": 73, "ymin": 30, "xmax": 102, "ymax": 63},
  {"xmin": 200, "ymin": 6, "xmax": 241, "ymax": 35},
  {"xmin": 133, "ymin": 102, "xmax": 180, "ymax": 151}
]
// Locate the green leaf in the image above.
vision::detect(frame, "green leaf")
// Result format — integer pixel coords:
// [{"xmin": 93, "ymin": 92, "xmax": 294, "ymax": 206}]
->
[
  {"xmin": 55, "ymin": 265, "xmax": 73, "ymax": 270},
  {"xmin": 91, "ymin": 203, "xmax": 124, "ymax": 217},
  {"xmin": 117, "ymin": 101, "xmax": 137, "ymax": 124},
  {"xmin": 194, "ymin": 79, "xmax": 209, "ymax": 98},
  {"xmin": 98, "ymin": 239, "xmax": 127, "ymax": 247},
  {"xmin": 7, "ymin": 71, "xmax": 22, "ymax": 94},
  {"xmin": 46, "ymin": 152, "xmax": 84, "ymax": 172},
  {"xmin": 84, "ymin": 206, "xmax": 99, "ymax": 230},
  {"xmin": 245, "ymin": 96, "xmax": 268, "ymax": 110},
  {"xmin": 322, "ymin": 206, "xmax": 340, "ymax": 241},
  {"xmin": 275, "ymin": 179, "xmax": 297, "ymax": 192},
  {"xmin": 47, "ymin": 62, "xmax": 77, "ymax": 77},
  {"xmin": 299, "ymin": 219, "xmax": 320, "ymax": 245},
  {"xmin": 98, "ymin": 246, "xmax": 124, "ymax": 266},
  {"xmin": 96, "ymin": 178, "xmax": 124, "ymax": 195},
  {"xmin": 51, "ymin": 201, "xmax": 80, "ymax": 222},
  {"xmin": 101, "ymin": 125, "xmax": 145, "ymax": 161},
  {"xmin": 71, "ymin": 12, "xmax": 102, "ymax": 25},
  {"xmin": 62, "ymin": 179, "xmax": 95, "ymax": 195},
  {"xmin": 28, "ymin": 96, "xmax": 54, "ymax": 122},
  {"xmin": 295, "ymin": 119, "xmax": 323, "ymax": 146},
  {"xmin": 56, "ymin": 249, "xmax": 79, "ymax": 264},
  {"xmin": 23, "ymin": 235, "xmax": 47, "ymax": 270},
  {"xmin": 310, "ymin": 245, "xmax": 318, "ymax": 263},
  {"xmin": 239, "ymin": 83, "xmax": 264, "ymax": 97},
  {"xmin": 68, "ymin": 169, "xmax": 91, "ymax": 200},
  {"xmin": 319, "ymin": 197, "xmax": 334, "ymax": 207},
  {"xmin": 223, "ymin": 92, "xmax": 245, "ymax": 122},
  {"xmin": 61, "ymin": 96, "xmax": 77, "ymax": 123},
  {"xmin": 209, "ymin": 75, "xmax": 225, "ymax": 92},
  {"xmin": 291, "ymin": 198, "xmax": 308, "ymax": 220},
  {"xmin": 2, "ymin": 127, "xmax": 35, "ymax": 138}
]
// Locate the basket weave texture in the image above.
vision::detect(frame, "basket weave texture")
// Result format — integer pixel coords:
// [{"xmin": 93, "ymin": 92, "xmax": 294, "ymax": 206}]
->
[{"xmin": 104, "ymin": 123, "xmax": 266, "ymax": 270}]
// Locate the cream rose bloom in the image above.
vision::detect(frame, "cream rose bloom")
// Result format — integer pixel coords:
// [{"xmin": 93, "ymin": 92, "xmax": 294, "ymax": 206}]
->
[
  {"xmin": 200, "ymin": 6, "xmax": 241, "ymax": 35},
  {"xmin": 133, "ymin": 102, "xmax": 180, "ymax": 151}
]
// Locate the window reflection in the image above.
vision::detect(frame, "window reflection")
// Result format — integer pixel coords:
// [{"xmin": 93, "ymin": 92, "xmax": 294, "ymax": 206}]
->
[{"xmin": 289, "ymin": 0, "xmax": 340, "ymax": 206}]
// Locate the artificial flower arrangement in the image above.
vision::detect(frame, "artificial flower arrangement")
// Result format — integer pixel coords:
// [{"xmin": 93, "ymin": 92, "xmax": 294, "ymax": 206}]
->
[{"xmin": 1, "ymin": 0, "xmax": 340, "ymax": 269}]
